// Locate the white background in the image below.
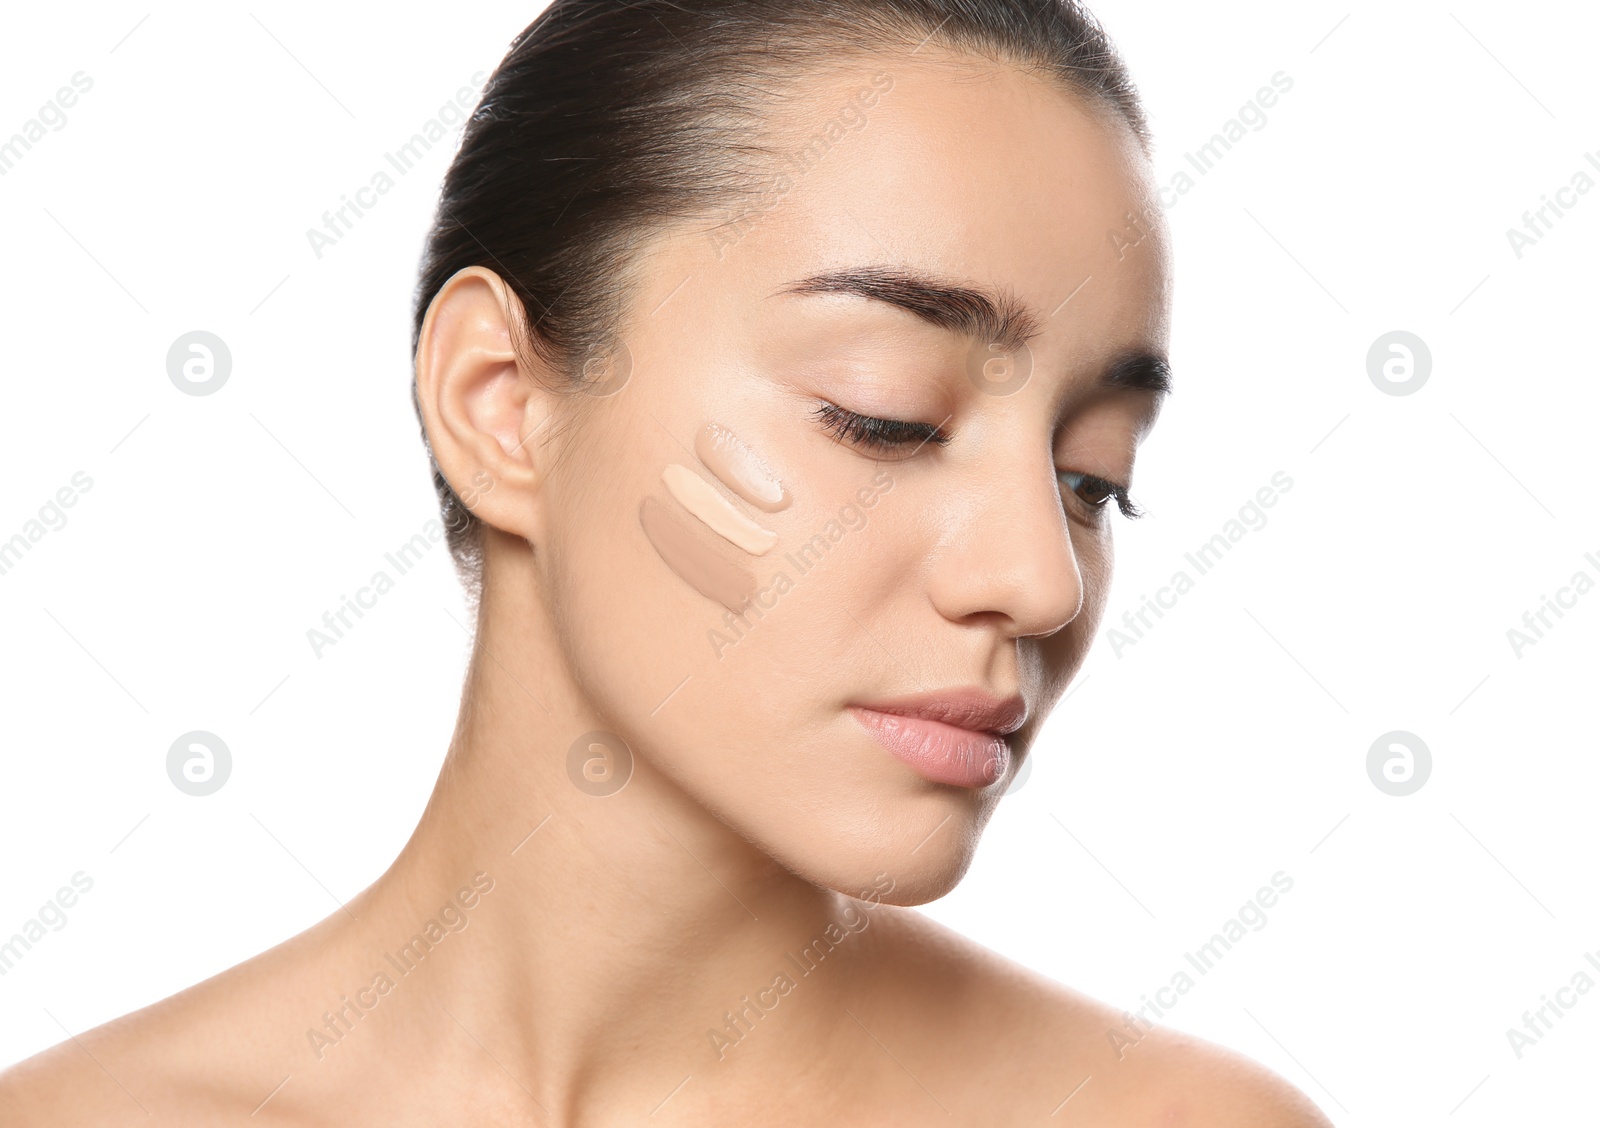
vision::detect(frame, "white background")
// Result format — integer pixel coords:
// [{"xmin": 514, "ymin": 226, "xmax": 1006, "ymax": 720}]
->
[{"xmin": 1, "ymin": 2, "xmax": 1596, "ymax": 1123}]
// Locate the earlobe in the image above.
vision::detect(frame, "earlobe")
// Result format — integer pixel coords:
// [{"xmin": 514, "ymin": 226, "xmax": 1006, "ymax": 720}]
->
[{"xmin": 414, "ymin": 266, "xmax": 554, "ymax": 542}]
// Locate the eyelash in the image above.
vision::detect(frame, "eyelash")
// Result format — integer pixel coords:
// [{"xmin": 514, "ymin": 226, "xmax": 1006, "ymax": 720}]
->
[
  {"xmin": 811, "ymin": 400, "xmax": 1144, "ymax": 520},
  {"xmin": 812, "ymin": 400, "xmax": 947, "ymax": 452}
]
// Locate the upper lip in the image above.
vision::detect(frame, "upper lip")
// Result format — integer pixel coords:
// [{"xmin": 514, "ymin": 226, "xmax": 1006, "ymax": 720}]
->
[{"xmin": 852, "ymin": 688, "xmax": 1029, "ymax": 736}]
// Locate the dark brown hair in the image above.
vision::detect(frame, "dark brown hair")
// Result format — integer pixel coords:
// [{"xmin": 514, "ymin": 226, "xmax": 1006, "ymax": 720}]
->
[{"xmin": 411, "ymin": 0, "xmax": 1150, "ymax": 594}]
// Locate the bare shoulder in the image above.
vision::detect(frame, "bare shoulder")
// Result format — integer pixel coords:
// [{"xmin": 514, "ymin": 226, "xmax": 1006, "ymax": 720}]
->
[
  {"xmin": 0, "ymin": 1032, "xmax": 143, "ymax": 1127},
  {"xmin": 863, "ymin": 906, "xmax": 1335, "ymax": 1127},
  {"xmin": 1084, "ymin": 1021, "xmax": 1337, "ymax": 1128},
  {"xmin": 0, "ymin": 934, "xmax": 323, "ymax": 1126},
  {"xmin": 0, "ymin": 998, "xmax": 203, "ymax": 1126}
]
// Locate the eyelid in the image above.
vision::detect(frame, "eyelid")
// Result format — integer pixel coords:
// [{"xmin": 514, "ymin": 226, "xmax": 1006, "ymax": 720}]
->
[
  {"xmin": 815, "ymin": 400, "xmax": 1146, "ymax": 519},
  {"xmin": 1060, "ymin": 467, "xmax": 1131, "ymax": 496},
  {"xmin": 812, "ymin": 401, "xmax": 950, "ymax": 450}
]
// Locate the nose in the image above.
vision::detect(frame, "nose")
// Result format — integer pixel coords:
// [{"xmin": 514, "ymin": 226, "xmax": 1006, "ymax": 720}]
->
[{"xmin": 923, "ymin": 454, "xmax": 1087, "ymax": 639}]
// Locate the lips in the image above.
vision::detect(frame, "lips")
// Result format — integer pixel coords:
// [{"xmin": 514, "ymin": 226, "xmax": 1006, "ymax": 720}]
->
[{"xmin": 849, "ymin": 689, "xmax": 1027, "ymax": 789}]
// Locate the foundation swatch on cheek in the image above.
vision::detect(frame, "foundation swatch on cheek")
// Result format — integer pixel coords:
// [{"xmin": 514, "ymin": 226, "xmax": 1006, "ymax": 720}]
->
[
  {"xmin": 662, "ymin": 464, "xmax": 777, "ymax": 555},
  {"xmin": 638, "ymin": 495, "xmax": 755, "ymax": 613},
  {"xmin": 694, "ymin": 422, "xmax": 791, "ymax": 513}
]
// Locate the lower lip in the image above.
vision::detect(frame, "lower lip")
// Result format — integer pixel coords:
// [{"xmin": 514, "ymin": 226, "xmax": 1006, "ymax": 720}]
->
[{"xmin": 849, "ymin": 707, "xmax": 1009, "ymax": 789}]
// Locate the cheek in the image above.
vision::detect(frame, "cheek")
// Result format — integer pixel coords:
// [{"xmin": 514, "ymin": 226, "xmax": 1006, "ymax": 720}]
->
[
  {"xmin": 536, "ymin": 396, "xmax": 878, "ymax": 756},
  {"xmin": 1074, "ymin": 525, "xmax": 1114, "ymax": 618},
  {"xmin": 540, "ymin": 411, "xmax": 698, "ymax": 710}
]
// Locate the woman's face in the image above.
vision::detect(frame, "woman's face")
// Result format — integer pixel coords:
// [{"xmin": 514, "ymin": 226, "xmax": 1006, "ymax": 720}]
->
[{"xmin": 530, "ymin": 51, "xmax": 1170, "ymax": 903}]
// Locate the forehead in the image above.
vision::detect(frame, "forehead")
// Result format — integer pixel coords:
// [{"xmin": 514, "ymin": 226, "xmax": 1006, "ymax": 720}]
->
[{"xmin": 716, "ymin": 49, "xmax": 1172, "ymax": 354}]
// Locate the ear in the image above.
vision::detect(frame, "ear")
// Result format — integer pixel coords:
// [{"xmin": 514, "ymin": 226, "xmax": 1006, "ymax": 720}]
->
[{"xmin": 414, "ymin": 266, "xmax": 556, "ymax": 544}]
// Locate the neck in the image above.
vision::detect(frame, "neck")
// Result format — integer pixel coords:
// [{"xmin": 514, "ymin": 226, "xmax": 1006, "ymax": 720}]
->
[{"xmin": 334, "ymin": 538, "xmax": 889, "ymax": 1116}]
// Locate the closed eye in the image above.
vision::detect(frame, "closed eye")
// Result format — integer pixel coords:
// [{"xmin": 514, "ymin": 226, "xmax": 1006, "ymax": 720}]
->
[
  {"xmin": 812, "ymin": 401, "xmax": 949, "ymax": 453},
  {"xmin": 813, "ymin": 400, "xmax": 1143, "ymax": 519}
]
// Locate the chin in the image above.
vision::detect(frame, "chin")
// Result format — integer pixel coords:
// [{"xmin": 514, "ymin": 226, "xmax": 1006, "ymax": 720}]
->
[
  {"xmin": 775, "ymin": 802, "xmax": 994, "ymax": 908},
  {"xmin": 866, "ymin": 865, "xmax": 970, "ymax": 907}
]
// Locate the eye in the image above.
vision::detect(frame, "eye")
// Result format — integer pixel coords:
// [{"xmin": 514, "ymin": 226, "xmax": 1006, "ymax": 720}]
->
[
  {"xmin": 812, "ymin": 401, "xmax": 949, "ymax": 454},
  {"xmin": 815, "ymin": 399, "xmax": 1141, "ymax": 518},
  {"xmin": 1059, "ymin": 469, "xmax": 1144, "ymax": 520}
]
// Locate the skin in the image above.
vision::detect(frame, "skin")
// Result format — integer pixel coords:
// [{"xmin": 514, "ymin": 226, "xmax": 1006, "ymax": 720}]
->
[{"xmin": 0, "ymin": 46, "xmax": 1334, "ymax": 1128}]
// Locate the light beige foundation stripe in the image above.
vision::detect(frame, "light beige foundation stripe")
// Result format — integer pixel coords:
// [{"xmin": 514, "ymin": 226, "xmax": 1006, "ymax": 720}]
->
[{"xmin": 662, "ymin": 464, "xmax": 778, "ymax": 555}]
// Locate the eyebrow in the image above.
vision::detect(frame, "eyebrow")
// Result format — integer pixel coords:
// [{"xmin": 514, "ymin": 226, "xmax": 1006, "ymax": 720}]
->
[
  {"xmin": 1101, "ymin": 350, "xmax": 1173, "ymax": 396},
  {"xmin": 777, "ymin": 266, "xmax": 1172, "ymax": 395}
]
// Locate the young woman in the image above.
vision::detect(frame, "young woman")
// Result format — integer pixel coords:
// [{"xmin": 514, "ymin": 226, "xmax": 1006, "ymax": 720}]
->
[{"xmin": 2, "ymin": 1, "xmax": 1333, "ymax": 1123}]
